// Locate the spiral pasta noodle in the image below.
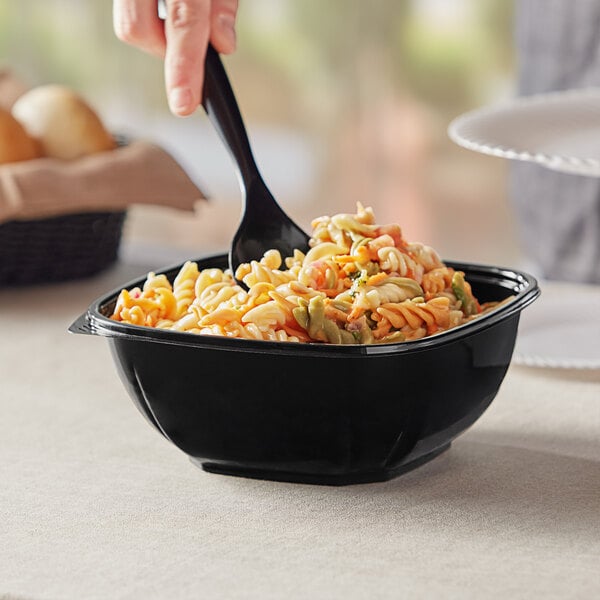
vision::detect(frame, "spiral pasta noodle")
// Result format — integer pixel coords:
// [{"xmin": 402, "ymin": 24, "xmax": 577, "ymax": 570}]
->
[{"xmin": 111, "ymin": 203, "xmax": 510, "ymax": 344}]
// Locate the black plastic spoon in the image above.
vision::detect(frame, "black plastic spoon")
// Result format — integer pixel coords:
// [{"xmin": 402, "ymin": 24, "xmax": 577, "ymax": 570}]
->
[{"xmin": 202, "ymin": 45, "xmax": 311, "ymax": 283}]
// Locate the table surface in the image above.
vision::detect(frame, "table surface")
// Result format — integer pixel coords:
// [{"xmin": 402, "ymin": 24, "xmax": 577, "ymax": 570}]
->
[{"xmin": 1, "ymin": 255, "xmax": 599, "ymax": 600}]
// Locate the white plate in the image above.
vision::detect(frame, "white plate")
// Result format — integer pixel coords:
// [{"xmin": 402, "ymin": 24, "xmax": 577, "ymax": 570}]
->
[
  {"xmin": 448, "ymin": 88, "xmax": 600, "ymax": 176},
  {"xmin": 513, "ymin": 281, "xmax": 600, "ymax": 369}
]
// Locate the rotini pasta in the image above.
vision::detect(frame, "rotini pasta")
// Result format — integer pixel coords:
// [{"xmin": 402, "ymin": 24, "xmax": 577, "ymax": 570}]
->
[{"xmin": 111, "ymin": 203, "xmax": 510, "ymax": 344}]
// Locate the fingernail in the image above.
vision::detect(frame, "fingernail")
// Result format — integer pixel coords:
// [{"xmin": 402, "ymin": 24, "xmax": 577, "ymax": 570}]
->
[
  {"xmin": 217, "ymin": 13, "xmax": 236, "ymax": 49},
  {"xmin": 169, "ymin": 87, "xmax": 193, "ymax": 114}
]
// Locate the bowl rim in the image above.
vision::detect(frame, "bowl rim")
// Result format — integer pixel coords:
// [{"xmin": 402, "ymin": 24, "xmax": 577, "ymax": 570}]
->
[{"xmin": 70, "ymin": 254, "xmax": 540, "ymax": 357}]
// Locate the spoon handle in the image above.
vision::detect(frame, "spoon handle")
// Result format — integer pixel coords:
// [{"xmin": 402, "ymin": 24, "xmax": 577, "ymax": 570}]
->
[{"xmin": 202, "ymin": 44, "xmax": 259, "ymax": 187}]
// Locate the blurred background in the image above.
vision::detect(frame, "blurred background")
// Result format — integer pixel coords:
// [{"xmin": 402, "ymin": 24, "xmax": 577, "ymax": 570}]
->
[{"xmin": 0, "ymin": 0, "xmax": 523, "ymax": 267}]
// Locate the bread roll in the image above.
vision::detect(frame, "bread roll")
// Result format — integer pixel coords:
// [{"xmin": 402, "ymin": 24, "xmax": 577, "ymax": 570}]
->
[
  {"xmin": 11, "ymin": 84, "xmax": 116, "ymax": 160},
  {"xmin": 0, "ymin": 106, "xmax": 41, "ymax": 164}
]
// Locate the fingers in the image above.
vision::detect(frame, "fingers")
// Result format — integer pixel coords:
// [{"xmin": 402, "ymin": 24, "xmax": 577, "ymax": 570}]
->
[
  {"xmin": 114, "ymin": 0, "xmax": 239, "ymax": 117},
  {"xmin": 210, "ymin": 0, "xmax": 238, "ymax": 55},
  {"xmin": 163, "ymin": 0, "xmax": 212, "ymax": 116},
  {"xmin": 163, "ymin": 0, "xmax": 238, "ymax": 116},
  {"xmin": 113, "ymin": 0, "xmax": 166, "ymax": 58}
]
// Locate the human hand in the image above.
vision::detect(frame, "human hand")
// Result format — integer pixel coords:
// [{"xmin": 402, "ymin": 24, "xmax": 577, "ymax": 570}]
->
[{"xmin": 113, "ymin": 0, "xmax": 239, "ymax": 116}]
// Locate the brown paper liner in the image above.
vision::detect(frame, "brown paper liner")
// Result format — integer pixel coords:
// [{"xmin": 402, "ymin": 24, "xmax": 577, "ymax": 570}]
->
[{"xmin": 0, "ymin": 140, "xmax": 207, "ymax": 224}]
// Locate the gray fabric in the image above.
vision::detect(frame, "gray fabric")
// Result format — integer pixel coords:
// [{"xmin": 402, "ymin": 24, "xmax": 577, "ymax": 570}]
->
[{"xmin": 510, "ymin": 0, "xmax": 600, "ymax": 283}]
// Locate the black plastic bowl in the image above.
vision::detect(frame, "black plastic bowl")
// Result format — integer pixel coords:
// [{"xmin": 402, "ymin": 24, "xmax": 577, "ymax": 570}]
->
[{"xmin": 70, "ymin": 254, "xmax": 539, "ymax": 486}]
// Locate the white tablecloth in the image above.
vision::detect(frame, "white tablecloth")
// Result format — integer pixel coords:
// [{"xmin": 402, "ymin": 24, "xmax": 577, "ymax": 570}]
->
[{"xmin": 1, "ymin": 257, "xmax": 599, "ymax": 600}]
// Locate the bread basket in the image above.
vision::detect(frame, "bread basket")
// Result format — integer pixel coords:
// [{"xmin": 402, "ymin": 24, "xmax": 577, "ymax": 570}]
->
[
  {"xmin": 0, "ymin": 70, "xmax": 207, "ymax": 286},
  {"xmin": 0, "ymin": 134, "xmax": 128, "ymax": 286}
]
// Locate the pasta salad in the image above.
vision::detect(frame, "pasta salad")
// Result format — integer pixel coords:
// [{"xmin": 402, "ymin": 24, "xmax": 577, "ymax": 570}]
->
[{"xmin": 110, "ymin": 203, "xmax": 508, "ymax": 344}]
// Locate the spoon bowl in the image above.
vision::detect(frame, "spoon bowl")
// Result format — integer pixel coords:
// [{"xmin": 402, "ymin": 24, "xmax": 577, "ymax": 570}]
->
[{"xmin": 202, "ymin": 45, "xmax": 310, "ymax": 282}]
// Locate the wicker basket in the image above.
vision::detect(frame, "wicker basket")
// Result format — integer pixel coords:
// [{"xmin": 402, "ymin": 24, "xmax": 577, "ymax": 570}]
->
[{"xmin": 0, "ymin": 210, "xmax": 126, "ymax": 286}]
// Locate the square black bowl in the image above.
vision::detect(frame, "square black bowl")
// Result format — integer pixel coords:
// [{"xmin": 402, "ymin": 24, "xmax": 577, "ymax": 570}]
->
[{"xmin": 70, "ymin": 254, "xmax": 539, "ymax": 485}]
